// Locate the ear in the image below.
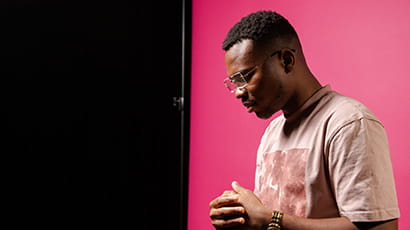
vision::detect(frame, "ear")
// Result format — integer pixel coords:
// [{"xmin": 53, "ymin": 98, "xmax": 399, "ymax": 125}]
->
[{"xmin": 281, "ymin": 49, "xmax": 295, "ymax": 74}]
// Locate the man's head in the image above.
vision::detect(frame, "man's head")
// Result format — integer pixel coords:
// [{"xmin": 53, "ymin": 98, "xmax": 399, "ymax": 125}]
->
[
  {"xmin": 222, "ymin": 11, "xmax": 298, "ymax": 52},
  {"xmin": 223, "ymin": 11, "xmax": 317, "ymax": 119}
]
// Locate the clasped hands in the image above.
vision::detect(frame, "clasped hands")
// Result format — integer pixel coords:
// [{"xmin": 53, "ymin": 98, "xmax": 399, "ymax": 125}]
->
[{"xmin": 209, "ymin": 181, "xmax": 272, "ymax": 230}]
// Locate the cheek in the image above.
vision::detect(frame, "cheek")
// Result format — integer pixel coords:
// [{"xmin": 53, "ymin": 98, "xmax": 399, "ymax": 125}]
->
[
  {"xmin": 254, "ymin": 74, "xmax": 281, "ymax": 99},
  {"xmin": 247, "ymin": 73, "xmax": 267, "ymax": 94}
]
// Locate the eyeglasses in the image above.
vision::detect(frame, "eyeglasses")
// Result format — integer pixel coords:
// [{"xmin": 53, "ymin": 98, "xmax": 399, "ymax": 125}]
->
[{"xmin": 223, "ymin": 48, "xmax": 296, "ymax": 93}]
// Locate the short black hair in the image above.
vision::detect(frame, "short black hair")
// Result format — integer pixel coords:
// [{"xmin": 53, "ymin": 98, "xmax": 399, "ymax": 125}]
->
[{"xmin": 222, "ymin": 11, "xmax": 298, "ymax": 51}]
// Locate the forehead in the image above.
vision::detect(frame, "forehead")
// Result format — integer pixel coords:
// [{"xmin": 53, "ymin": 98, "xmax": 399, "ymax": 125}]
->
[{"xmin": 225, "ymin": 40, "xmax": 260, "ymax": 74}]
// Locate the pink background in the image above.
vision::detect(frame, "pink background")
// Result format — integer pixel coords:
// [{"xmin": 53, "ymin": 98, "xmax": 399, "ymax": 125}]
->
[{"xmin": 189, "ymin": 0, "xmax": 410, "ymax": 229}]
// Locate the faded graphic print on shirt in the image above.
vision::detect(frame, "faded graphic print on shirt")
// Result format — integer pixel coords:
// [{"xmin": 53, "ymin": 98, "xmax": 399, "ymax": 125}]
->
[{"xmin": 255, "ymin": 148, "xmax": 309, "ymax": 217}]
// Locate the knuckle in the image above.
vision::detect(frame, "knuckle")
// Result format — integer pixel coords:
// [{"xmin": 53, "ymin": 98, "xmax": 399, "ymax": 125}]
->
[
  {"xmin": 209, "ymin": 209, "xmax": 215, "ymax": 218},
  {"xmin": 209, "ymin": 207, "xmax": 220, "ymax": 218},
  {"xmin": 242, "ymin": 188, "xmax": 252, "ymax": 195},
  {"xmin": 209, "ymin": 200, "xmax": 214, "ymax": 208}
]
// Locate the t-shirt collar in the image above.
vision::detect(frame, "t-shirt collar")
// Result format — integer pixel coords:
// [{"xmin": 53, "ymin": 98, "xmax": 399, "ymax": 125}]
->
[{"xmin": 284, "ymin": 85, "xmax": 332, "ymax": 122}]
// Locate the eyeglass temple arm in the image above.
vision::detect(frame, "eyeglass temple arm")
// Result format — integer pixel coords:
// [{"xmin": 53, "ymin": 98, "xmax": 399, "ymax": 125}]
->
[{"xmin": 270, "ymin": 48, "xmax": 296, "ymax": 57}]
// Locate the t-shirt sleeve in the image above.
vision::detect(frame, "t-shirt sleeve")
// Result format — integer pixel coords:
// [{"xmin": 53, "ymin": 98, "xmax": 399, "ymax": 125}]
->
[{"xmin": 327, "ymin": 118, "xmax": 400, "ymax": 222}]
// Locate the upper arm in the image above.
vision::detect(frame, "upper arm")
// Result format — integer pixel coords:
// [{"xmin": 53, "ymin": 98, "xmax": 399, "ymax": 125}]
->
[
  {"xmin": 353, "ymin": 218, "xmax": 398, "ymax": 230},
  {"xmin": 327, "ymin": 118, "xmax": 399, "ymax": 222}
]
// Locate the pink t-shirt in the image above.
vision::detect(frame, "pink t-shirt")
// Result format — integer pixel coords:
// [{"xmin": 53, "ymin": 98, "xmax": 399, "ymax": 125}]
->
[{"xmin": 254, "ymin": 85, "xmax": 400, "ymax": 222}]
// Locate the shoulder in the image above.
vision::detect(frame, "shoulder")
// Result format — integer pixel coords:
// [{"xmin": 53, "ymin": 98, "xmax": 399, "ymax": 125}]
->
[
  {"xmin": 320, "ymin": 91, "xmax": 382, "ymax": 128},
  {"xmin": 319, "ymin": 91, "xmax": 389, "ymax": 152}
]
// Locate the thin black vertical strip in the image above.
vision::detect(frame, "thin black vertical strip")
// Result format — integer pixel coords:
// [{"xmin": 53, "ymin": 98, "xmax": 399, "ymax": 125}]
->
[{"xmin": 180, "ymin": 0, "xmax": 191, "ymax": 229}]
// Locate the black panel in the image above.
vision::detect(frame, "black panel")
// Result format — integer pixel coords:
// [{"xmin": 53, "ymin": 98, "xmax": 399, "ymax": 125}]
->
[{"xmin": 4, "ymin": 1, "xmax": 189, "ymax": 229}]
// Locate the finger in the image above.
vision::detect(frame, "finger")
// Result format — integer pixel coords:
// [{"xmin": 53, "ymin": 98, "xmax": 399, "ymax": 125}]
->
[
  {"xmin": 211, "ymin": 216, "xmax": 245, "ymax": 229},
  {"xmin": 210, "ymin": 206, "xmax": 245, "ymax": 219},
  {"xmin": 209, "ymin": 194, "xmax": 240, "ymax": 209},
  {"xmin": 231, "ymin": 181, "xmax": 248, "ymax": 194},
  {"xmin": 222, "ymin": 190, "xmax": 236, "ymax": 196}
]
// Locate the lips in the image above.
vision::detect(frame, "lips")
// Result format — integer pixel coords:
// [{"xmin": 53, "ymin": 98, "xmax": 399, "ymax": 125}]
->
[{"xmin": 243, "ymin": 101, "xmax": 256, "ymax": 112}]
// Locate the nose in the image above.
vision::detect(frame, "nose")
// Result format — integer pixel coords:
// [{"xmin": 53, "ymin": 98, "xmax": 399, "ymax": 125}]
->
[{"xmin": 234, "ymin": 87, "xmax": 247, "ymax": 99}]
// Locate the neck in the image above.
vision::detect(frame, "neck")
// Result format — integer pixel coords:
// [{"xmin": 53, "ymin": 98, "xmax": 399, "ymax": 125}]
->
[{"xmin": 282, "ymin": 72, "xmax": 322, "ymax": 118}]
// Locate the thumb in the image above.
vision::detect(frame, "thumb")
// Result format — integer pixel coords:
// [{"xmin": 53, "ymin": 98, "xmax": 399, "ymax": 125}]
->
[{"xmin": 231, "ymin": 181, "xmax": 247, "ymax": 193}]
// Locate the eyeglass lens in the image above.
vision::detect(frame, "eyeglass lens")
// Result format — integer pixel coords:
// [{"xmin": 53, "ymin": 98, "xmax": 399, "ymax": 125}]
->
[{"xmin": 224, "ymin": 73, "xmax": 247, "ymax": 92}]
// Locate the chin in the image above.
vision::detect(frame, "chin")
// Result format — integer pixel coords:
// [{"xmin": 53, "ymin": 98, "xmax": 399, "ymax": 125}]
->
[
  {"xmin": 255, "ymin": 111, "xmax": 273, "ymax": 119},
  {"xmin": 255, "ymin": 107, "xmax": 280, "ymax": 119}
]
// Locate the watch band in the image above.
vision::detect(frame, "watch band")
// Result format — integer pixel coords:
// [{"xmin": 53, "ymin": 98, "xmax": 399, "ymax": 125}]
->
[{"xmin": 266, "ymin": 211, "xmax": 283, "ymax": 230}]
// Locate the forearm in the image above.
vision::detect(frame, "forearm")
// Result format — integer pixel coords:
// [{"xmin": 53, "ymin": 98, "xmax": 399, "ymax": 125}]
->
[
  {"xmin": 280, "ymin": 214, "xmax": 398, "ymax": 230},
  {"xmin": 281, "ymin": 215, "xmax": 357, "ymax": 230},
  {"xmin": 210, "ymin": 182, "xmax": 397, "ymax": 230}
]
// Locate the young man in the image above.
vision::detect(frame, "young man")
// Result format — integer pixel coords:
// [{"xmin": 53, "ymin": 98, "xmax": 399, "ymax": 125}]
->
[{"xmin": 209, "ymin": 11, "xmax": 400, "ymax": 230}]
